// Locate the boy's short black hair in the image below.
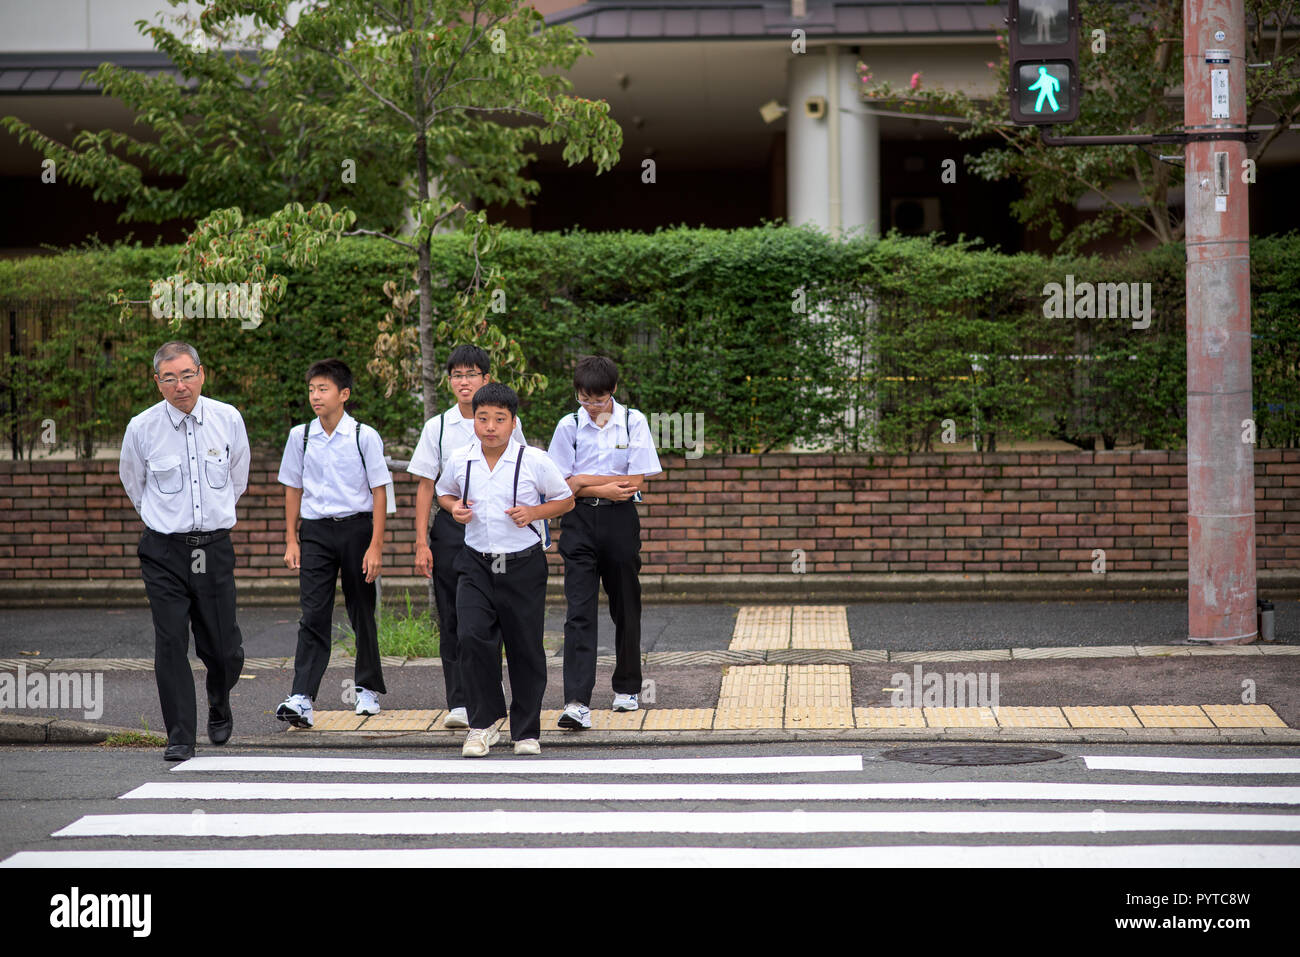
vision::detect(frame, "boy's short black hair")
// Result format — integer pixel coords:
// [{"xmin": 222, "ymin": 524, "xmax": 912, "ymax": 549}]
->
[
  {"xmin": 306, "ymin": 358, "xmax": 353, "ymax": 392},
  {"xmin": 446, "ymin": 345, "xmax": 491, "ymax": 377},
  {"xmin": 471, "ymin": 382, "xmax": 518, "ymax": 417},
  {"xmin": 573, "ymin": 355, "xmax": 618, "ymax": 395}
]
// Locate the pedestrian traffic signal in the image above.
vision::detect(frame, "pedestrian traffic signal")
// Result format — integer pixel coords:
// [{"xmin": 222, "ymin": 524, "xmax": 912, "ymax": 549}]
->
[{"xmin": 1008, "ymin": 0, "xmax": 1080, "ymax": 125}]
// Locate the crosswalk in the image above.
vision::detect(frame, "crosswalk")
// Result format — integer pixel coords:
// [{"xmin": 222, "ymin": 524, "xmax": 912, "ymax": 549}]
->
[{"xmin": 4, "ymin": 751, "xmax": 1299, "ymax": 867}]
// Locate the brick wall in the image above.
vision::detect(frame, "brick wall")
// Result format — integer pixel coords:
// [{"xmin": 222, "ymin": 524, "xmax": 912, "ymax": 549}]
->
[{"xmin": 1, "ymin": 450, "xmax": 1297, "ymax": 581}]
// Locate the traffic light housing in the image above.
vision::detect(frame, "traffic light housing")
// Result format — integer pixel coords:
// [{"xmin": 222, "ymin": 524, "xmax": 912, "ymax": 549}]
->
[{"xmin": 1008, "ymin": 0, "xmax": 1080, "ymax": 125}]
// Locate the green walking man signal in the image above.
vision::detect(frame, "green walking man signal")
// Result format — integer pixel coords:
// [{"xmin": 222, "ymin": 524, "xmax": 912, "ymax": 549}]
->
[{"xmin": 1008, "ymin": 0, "xmax": 1081, "ymax": 125}]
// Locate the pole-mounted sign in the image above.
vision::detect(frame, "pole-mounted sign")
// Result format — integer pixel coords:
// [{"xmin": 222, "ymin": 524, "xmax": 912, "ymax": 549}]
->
[{"xmin": 1008, "ymin": 0, "xmax": 1081, "ymax": 125}]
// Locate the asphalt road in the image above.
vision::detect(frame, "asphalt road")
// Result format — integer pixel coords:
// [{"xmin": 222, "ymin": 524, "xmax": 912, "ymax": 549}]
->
[{"xmin": 3, "ymin": 599, "xmax": 1297, "ymax": 659}]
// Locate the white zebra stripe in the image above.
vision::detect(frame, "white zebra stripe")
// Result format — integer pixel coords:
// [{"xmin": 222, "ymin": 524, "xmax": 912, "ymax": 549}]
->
[
  {"xmin": 1084, "ymin": 756, "xmax": 1300, "ymax": 774},
  {"xmin": 119, "ymin": 781, "xmax": 1300, "ymax": 804},
  {"xmin": 6, "ymin": 845, "xmax": 1298, "ymax": 868},
  {"xmin": 168, "ymin": 755, "xmax": 862, "ymax": 775},
  {"xmin": 52, "ymin": 810, "xmax": 1300, "ymax": 837}
]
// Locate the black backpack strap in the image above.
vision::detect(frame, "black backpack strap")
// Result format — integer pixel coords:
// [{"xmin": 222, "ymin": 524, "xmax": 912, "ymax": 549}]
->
[
  {"xmin": 571, "ymin": 411, "xmax": 579, "ymax": 453},
  {"xmin": 303, "ymin": 419, "xmax": 368, "ymax": 479},
  {"xmin": 354, "ymin": 420, "xmax": 367, "ymax": 474},
  {"xmin": 462, "ymin": 458, "xmax": 471, "ymax": 505}
]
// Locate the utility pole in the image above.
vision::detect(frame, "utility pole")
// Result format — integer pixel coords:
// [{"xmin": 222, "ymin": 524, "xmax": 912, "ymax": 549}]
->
[{"xmin": 1183, "ymin": 0, "xmax": 1257, "ymax": 643}]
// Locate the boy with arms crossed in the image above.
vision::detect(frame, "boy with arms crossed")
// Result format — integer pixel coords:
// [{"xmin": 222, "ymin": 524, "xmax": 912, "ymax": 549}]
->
[{"xmin": 547, "ymin": 356, "xmax": 661, "ymax": 729}]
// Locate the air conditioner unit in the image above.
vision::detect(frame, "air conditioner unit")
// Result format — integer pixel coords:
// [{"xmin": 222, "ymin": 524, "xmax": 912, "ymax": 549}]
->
[{"xmin": 890, "ymin": 196, "xmax": 943, "ymax": 234}]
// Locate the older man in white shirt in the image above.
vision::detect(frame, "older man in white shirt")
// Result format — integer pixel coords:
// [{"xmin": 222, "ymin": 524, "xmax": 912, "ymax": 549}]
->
[{"xmin": 119, "ymin": 341, "xmax": 250, "ymax": 761}]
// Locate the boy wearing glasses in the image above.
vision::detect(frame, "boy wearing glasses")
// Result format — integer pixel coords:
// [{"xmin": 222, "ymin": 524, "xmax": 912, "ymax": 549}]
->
[
  {"xmin": 409, "ymin": 345, "xmax": 526, "ymax": 728},
  {"xmin": 547, "ymin": 356, "xmax": 661, "ymax": 729},
  {"xmin": 276, "ymin": 359, "xmax": 393, "ymax": 729}
]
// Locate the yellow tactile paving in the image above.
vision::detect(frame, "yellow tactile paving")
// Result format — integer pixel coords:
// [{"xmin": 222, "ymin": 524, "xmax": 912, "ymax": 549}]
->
[
  {"xmin": 924, "ymin": 707, "xmax": 998, "ymax": 727},
  {"xmin": 718, "ymin": 665, "xmax": 787, "ymax": 708},
  {"xmin": 640, "ymin": 708, "xmax": 716, "ymax": 730},
  {"xmin": 712, "ymin": 707, "xmax": 786, "ymax": 729},
  {"xmin": 790, "ymin": 606, "xmax": 852, "ymax": 650},
  {"xmin": 1202, "ymin": 705, "xmax": 1288, "ymax": 728},
  {"xmin": 855, "ymin": 707, "xmax": 927, "ymax": 728},
  {"xmin": 729, "ymin": 606, "xmax": 792, "ymax": 650},
  {"xmin": 306, "ymin": 711, "xmax": 371, "ymax": 732},
  {"xmin": 358, "ymin": 710, "xmax": 441, "ymax": 731},
  {"xmin": 785, "ymin": 707, "xmax": 855, "ymax": 728},
  {"xmin": 1063, "ymin": 706, "xmax": 1142, "ymax": 728},
  {"xmin": 590, "ymin": 709, "xmax": 647, "ymax": 730},
  {"xmin": 786, "ymin": 665, "xmax": 852, "ymax": 706},
  {"xmin": 1134, "ymin": 705, "xmax": 1214, "ymax": 728},
  {"xmin": 993, "ymin": 707, "xmax": 1071, "ymax": 728}
]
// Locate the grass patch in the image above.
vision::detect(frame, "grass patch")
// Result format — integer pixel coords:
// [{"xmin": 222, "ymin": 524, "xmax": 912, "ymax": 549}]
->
[
  {"xmin": 103, "ymin": 730, "xmax": 166, "ymax": 748},
  {"xmin": 333, "ymin": 589, "xmax": 440, "ymax": 659}
]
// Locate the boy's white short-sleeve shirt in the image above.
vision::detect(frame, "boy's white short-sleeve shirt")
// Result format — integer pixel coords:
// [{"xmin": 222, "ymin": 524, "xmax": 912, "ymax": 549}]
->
[
  {"xmin": 408, "ymin": 406, "xmax": 526, "ymax": 482},
  {"xmin": 277, "ymin": 412, "xmax": 392, "ymax": 520},
  {"xmin": 546, "ymin": 398, "xmax": 662, "ymax": 479},
  {"xmin": 436, "ymin": 438, "xmax": 571, "ymax": 553}
]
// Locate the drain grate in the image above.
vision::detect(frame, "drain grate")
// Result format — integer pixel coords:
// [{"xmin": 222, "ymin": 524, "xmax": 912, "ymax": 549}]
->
[{"xmin": 881, "ymin": 746, "xmax": 1065, "ymax": 766}]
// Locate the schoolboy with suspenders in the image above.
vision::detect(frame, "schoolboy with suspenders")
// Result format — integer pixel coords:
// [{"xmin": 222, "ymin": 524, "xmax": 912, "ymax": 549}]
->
[
  {"xmin": 276, "ymin": 359, "xmax": 393, "ymax": 729},
  {"xmin": 547, "ymin": 356, "xmax": 662, "ymax": 730},
  {"xmin": 409, "ymin": 345, "xmax": 526, "ymax": 728},
  {"xmin": 435, "ymin": 382, "xmax": 573, "ymax": 756}
]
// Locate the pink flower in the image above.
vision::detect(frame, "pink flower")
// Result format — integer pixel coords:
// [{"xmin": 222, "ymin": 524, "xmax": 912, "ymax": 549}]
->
[
  {"xmin": 910, "ymin": 72, "xmax": 922, "ymax": 90},
  {"xmin": 987, "ymin": 62, "xmax": 995, "ymax": 69}
]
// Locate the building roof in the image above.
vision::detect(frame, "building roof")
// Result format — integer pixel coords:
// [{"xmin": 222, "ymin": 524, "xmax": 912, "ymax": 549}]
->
[
  {"xmin": 0, "ymin": 53, "xmax": 181, "ymax": 94},
  {"xmin": 0, "ymin": 1, "xmax": 1005, "ymax": 91},
  {"xmin": 545, "ymin": 0, "xmax": 1008, "ymax": 39}
]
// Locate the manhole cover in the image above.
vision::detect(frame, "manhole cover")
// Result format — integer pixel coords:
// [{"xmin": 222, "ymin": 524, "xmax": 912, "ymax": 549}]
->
[{"xmin": 881, "ymin": 746, "xmax": 1064, "ymax": 766}]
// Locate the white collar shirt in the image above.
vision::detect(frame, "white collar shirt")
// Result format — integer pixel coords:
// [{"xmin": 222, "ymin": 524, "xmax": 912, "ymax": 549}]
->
[
  {"xmin": 118, "ymin": 395, "xmax": 250, "ymax": 534},
  {"xmin": 277, "ymin": 412, "xmax": 393, "ymax": 520},
  {"xmin": 546, "ymin": 398, "xmax": 662, "ymax": 479},
  {"xmin": 435, "ymin": 438, "xmax": 572, "ymax": 553},
  {"xmin": 407, "ymin": 405, "xmax": 526, "ymax": 481}
]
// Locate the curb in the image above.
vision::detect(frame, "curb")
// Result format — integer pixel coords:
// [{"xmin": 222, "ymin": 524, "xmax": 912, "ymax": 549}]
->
[
  {"xmin": 3, "ymin": 715, "xmax": 1298, "ymax": 748},
  {"xmin": 5, "ymin": 570, "xmax": 1300, "ymax": 606}
]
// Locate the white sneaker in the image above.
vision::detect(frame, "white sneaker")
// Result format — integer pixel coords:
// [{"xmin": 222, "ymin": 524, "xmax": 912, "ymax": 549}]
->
[
  {"xmin": 443, "ymin": 707, "xmax": 469, "ymax": 729},
  {"xmin": 513, "ymin": 738, "xmax": 541, "ymax": 756},
  {"xmin": 558, "ymin": 702, "xmax": 591, "ymax": 730},
  {"xmin": 276, "ymin": 693, "xmax": 314, "ymax": 729},
  {"xmin": 462, "ymin": 726, "xmax": 501, "ymax": 757},
  {"xmin": 354, "ymin": 687, "xmax": 380, "ymax": 716},
  {"xmin": 612, "ymin": 693, "xmax": 639, "ymax": 712}
]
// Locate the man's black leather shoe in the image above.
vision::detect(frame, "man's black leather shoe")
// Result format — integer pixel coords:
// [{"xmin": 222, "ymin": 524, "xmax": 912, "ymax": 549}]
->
[
  {"xmin": 208, "ymin": 703, "xmax": 233, "ymax": 746},
  {"xmin": 164, "ymin": 743, "xmax": 195, "ymax": 762}
]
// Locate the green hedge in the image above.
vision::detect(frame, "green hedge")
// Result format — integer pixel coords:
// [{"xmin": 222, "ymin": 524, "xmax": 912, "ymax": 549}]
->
[{"xmin": 1, "ymin": 226, "xmax": 1296, "ymax": 455}]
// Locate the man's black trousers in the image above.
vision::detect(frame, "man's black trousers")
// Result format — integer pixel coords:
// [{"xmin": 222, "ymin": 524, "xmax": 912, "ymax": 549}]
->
[
  {"xmin": 292, "ymin": 514, "xmax": 386, "ymax": 700},
  {"xmin": 138, "ymin": 528, "xmax": 245, "ymax": 747},
  {"xmin": 454, "ymin": 545, "xmax": 547, "ymax": 740},
  {"xmin": 558, "ymin": 501, "xmax": 642, "ymax": 706}
]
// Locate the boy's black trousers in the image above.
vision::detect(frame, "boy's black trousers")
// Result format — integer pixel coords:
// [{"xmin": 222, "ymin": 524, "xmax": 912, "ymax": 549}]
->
[
  {"xmin": 454, "ymin": 544, "xmax": 547, "ymax": 741},
  {"xmin": 429, "ymin": 508, "xmax": 468, "ymax": 710},
  {"xmin": 292, "ymin": 514, "xmax": 386, "ymax": 700},
  {"xmin": 558, "ymin": 500, "xmax": 642, "ymax": 706},
  {"xmin": 138, "ymin": 528, "xmax": 245, "ymax": 747}
]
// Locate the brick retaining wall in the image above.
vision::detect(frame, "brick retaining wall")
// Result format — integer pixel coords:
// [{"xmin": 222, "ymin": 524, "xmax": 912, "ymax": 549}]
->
[{"xmin": 1, "ymin": 450, "xmax": 1297, "ymax": 583}]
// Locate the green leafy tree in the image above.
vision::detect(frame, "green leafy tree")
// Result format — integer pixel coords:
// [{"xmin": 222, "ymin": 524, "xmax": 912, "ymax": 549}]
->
[
  {"xmin": 1, "ymin": 1, "xmax": 408, "ymax": 229},
  {"xmin": 858, "ymin": 0, "xmax": 1299, "ymax": 252},
  {"xmin": 191, "ymin": 0, "xmax": 621, "ymax": 417}
]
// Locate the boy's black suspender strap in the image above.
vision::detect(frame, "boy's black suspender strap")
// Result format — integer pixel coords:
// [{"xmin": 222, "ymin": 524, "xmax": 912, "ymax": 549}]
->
[{"xmin": 461, "ymin": 448, "xmax": 541, "ymax": 542}]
